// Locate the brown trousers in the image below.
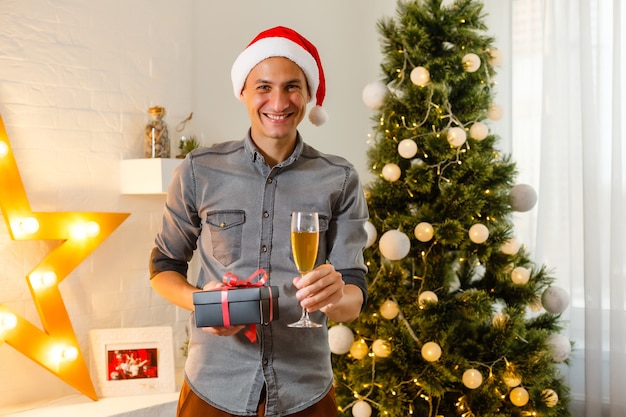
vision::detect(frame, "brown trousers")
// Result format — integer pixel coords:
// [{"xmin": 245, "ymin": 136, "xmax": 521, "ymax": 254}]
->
[{"xmin": 177, "ymin": 380, "xmax": 338, "ymax": 417}]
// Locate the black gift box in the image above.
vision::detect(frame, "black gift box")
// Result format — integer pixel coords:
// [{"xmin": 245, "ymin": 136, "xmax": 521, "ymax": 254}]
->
[{"xmin": 193, "ymin": 286, "xmax": 279, "ymax": 327}]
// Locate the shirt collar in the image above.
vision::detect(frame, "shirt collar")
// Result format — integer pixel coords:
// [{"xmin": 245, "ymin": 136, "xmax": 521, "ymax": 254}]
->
[{"xmin": 243, "ymin": 129, "xmax": 304, "ymax": 168}]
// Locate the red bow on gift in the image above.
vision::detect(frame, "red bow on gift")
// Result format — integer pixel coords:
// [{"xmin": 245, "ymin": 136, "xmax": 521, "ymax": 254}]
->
[{"xmin": 220, "ymin": 268, "xmax": 272, "ymax": 343}]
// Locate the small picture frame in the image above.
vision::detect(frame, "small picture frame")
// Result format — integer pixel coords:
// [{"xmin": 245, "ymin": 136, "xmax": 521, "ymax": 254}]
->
[{"xmin": 89, "ymin": 326, "xmax": 175, "ymax": 397}]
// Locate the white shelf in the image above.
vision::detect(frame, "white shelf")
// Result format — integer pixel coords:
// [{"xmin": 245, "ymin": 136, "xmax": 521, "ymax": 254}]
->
[
  {"xmin": 8, "ymin": 393, "xmax": 179, "ymax": 417},
  {"xmin": 120, "ymin": 158, "xmax": 181, "ymax": 195}
]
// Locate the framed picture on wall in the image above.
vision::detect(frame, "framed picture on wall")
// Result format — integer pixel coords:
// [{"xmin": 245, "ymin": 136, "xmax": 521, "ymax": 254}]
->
[{"xmin": 89, "ymin": 326, "xmax": 176, "ymax": 397}]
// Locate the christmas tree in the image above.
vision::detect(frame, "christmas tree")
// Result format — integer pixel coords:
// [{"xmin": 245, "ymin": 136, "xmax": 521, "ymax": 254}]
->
[{"xmin": 329, "ymin": 1, "xmax": 571, "ymax": 416}]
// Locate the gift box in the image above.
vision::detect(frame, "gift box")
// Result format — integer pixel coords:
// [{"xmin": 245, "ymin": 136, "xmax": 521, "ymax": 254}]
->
[{"xmin": 193, "ymin": 285, "xmax": 279, "ymax": 328}]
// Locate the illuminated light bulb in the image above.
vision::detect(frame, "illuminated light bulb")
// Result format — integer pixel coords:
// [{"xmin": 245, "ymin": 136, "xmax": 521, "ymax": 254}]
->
[
  {"xmin": 462, "ymin": 368, "xmax": 483, "ymax": 389},
  {"xmin": 0, "ymin": 141, "xmax": 9, "ymax": 157},
  {"xmin": 30, "ymin": 271, "xmax": 57, "ymax": 289},
  {"xmin": 421, "ymin": 341, "xmax": 442, "ymax": 362},
  {"xmin": 447, "ymin": 127, "xmax": 467, "ymax": 147},
  {"xmin": 61, "ymin": 346, "xmax": 79, "ymax": 361},
  {"xmin": 418, "ymin": 291, "xmax": 438, "ymax": 307},
  {"xmin": 86, "ymin": 221, "xmax": 100, "ymax": 237},
  {"xmin": 510, "ymin": 387, "xmax": 530, "ymax": 406},
  {"xmin": 70, "ymin": 223, "xmax": 90, "ymax": 240},
  {"xmin": 380, "ymin": 299, "xmax": 400, "ymax": 320},
  {"xmin": 0, "ymin": 312, "xmax": 18, "ymax": 331},
  {"xmin": 372, "ymin": 339, "xmax": 392, "ymax": 358},
  {"xmin": 19, "ymin": 217, "xmax": 40, "ymax": 234},
  {"xmin": 511, "ymin": 266, "xmax": 531, "ymax": 285},
  {"xmin": 469, "ymin": 223, "xmax": 489, "ymax": 244},
  {"xmin": 414, "ymin": 222, "xmax": 434, "ymax": 242}
]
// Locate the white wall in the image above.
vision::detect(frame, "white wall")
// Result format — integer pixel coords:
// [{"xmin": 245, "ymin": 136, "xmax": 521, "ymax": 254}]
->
[{"xmin": 0, "ymin": 0, "xmax": 509, "ymax": 412}]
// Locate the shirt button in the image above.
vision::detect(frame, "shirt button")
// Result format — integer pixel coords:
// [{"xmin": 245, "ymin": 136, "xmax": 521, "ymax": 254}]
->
[
  {"xmin": 261, "ymin": 246, "xmax": 267, "ymax": 253},
  {"xmin": 267, "ymin": 178, "xmax": 273, "ymax": 184},
  {"xmin": 263, "ymin": 211, "xmax": 269, "ymax": 218},
  {"xmin": 262, "ymin": 359, "xmax": 268, "ymax": 366}
]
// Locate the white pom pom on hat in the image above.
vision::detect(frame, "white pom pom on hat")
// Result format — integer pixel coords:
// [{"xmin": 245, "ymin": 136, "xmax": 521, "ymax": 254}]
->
[{"xmin": 231, "ymin": 26, "xmax": 328, "ymax": 126}]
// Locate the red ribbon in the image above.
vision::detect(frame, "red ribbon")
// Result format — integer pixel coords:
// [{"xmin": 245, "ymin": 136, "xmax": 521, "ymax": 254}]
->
[{"xmin": 219, "ymin": 269, "xmax": 270, "ymax": 343}]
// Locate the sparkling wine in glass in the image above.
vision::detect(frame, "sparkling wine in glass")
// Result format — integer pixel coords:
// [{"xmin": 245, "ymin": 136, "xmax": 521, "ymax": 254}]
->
[{"xmin": 288, "ymin": 211, "xmax": 322, "ymax": 328}]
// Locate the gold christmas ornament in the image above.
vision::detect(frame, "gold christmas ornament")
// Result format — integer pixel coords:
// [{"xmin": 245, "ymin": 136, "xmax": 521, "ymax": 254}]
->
[
  {"xmin": 372, "ymin": 339, "xmax": 392, "ymax": 358},
  {"xmin": 350, "ymin": 339, "xmax": 369, "ymax": 360},
  {"xmin": 414, "ymin": 222, "xmax": 434, "ymax": 242},
  {"xmin": 509, "ymin": 387, "xmax": 530, "ymax": 407},
  {"xmin": 410, "ymin": 66, "xmax": 430, "ymax": 86},
  {"xmin": 462, "ymin": 368, "xmax": 483, "ymax": 389},
  {"xmin": 380, "ymin": 299, "xmax": 400, "ymax": 320},
  {"xmin": 421, "ymin": 341, "xmax": 442, "ymax": 362},
  {"xmin": 469, "ymin": 223, "xmax": 489, "ymax": 244}
]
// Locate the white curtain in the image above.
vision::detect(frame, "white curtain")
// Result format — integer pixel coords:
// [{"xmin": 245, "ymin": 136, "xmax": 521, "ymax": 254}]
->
[{"xmin": 511, "ymin": 0, "xmax": 626, "ymax": 416}]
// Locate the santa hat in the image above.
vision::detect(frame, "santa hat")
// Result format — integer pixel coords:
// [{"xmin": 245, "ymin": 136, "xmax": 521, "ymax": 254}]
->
[{"xmin": 231, "ymin": 26, "xmax": 328, "ymax": 126}]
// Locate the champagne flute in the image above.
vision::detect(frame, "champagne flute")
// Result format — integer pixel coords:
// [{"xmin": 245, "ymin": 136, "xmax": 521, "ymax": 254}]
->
[{"xmin": 288, "ymin": 211, "xmax": 323, "ymax": 328}]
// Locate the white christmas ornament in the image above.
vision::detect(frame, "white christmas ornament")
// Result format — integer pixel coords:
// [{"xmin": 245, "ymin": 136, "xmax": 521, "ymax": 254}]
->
[
  {"xmin": 542, "ymin": 388, "xmax": 559, "ymax": 407},
  {"xmin": 462, "ymin": 368, "xmax": 483, "ymax": 389},
  {"xmin": 414, "ymin": 222, "xmax": 434, "ymax": 242},
  {"xmin": 421, "ymin": 341, "xmax": 442, "ymax": 362},
  {"xmin": 546, "ymin": 334, "xmax": 571, "ymax": 362},
  {"xmin": 511, "ymin": 266, "xmax": 531, "ymax": 285},
  {"xmin": 509, "ymin": 184, "xmax": 538, "ymax": 212},
  {"xmin": 350, "ymin": 339, "xmax": 369, "ymax": 360},
  {"xmin": 510, "ymin": 387, "xmax": 530, "ymax": 407},
  {"xmin": 469, "ymin": 121, "xmax": 489, "ymax": 141},
  {"xmin": 462, "ymin": 53, "xmax": 481, "ymax": 72},
  {"xmin": 382, "ymin": 163, "xmax": 401, "ymax": 182},
  {"xmin": 418, "ymin": 290, "xmax": 438, "ymax": 307},
  {"xmin": 372, "ymin": 339, "xmax": 392, "ymax": 358},
  {"xmin": 447, "ymin": 126, "xmax": 467, "ymax": 147},
  {"xmin": 488, "ymin": 103, "xmax": 504, "ymax": 120},
  {"xmin": 379, "ymin": 229, "xmax": 411, "ymax": 260},
  {"xmin": 352, "ymin": 400, "xmax": 372, "ymax": 417},
  {"xmin": 364, "ymin": 221, "xmax": 378, "ymax": 248},
  {"xmin": 328, "ymin": 324, "xmax": 354, "ymax": 355},
  {"xmin": 380, "ymin": 299, "xmax": 400, "ymax": 320},
  {"xmin": 500, "ymin": 238, "xmax": 520, "ymax": 255},
  {"xmin": 469, "ymin": 223, "xmax": 489, "ymax": 244},
  {"xmin": 542, "ymin": 286, "xmax": 570, "ymax": 314},
  {"xmin": 489, "ymin": 48, "xmax": 503, "ymax": 66},
  {"xmin": 410, "ymin": 66, "xmax": 430, "ymax": 87},
  {"xmin": 362, "ymin": 81, "xmax": 388, "ymax": 110},
  {"xmin": 398, "ymin": 139, "xmax": 418, "ymax": 159}
]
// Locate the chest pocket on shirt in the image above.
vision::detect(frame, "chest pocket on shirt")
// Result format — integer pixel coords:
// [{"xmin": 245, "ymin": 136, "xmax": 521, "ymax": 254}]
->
[{"xmin": 205, "ymin": 210, "xmax": 245, "ymax": 267}]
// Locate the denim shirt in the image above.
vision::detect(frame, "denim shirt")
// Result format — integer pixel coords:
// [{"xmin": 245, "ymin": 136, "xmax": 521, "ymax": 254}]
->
[{"xmin": 150, "ymin": 131, "xmax": 368, "ymax": 416}]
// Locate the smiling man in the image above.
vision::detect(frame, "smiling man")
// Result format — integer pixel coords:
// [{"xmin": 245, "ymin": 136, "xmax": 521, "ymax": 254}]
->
[{"xmin": 149, "ymin": 26, "xmax": 369, "ymax": 417}]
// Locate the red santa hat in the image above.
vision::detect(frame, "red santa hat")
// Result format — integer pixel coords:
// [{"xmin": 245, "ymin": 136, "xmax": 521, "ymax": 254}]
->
[{"xmin": 231, "ymin": 26, "xmax": 328, "ymax": 126}]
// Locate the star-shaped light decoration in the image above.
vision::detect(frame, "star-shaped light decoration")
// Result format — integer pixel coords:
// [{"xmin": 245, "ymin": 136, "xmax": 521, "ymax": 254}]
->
[{"xmin": 0, "ymin": 115, "xmax": 130, "ymax": 400}]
